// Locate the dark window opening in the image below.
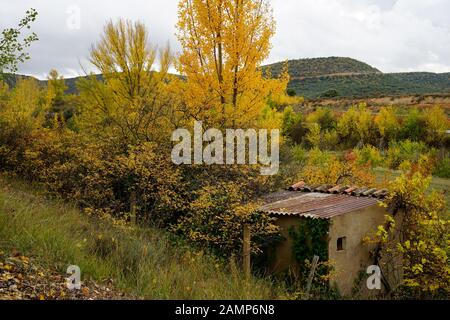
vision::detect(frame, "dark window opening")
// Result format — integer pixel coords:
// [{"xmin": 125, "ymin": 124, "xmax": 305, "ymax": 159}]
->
[{"xmin": 337, "ymin": 237, "xmax": 346, "ymax": 251}]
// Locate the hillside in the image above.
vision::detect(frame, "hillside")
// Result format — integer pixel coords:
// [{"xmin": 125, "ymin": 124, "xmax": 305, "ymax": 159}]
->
[
  {"xmin": 265, "ymin": 57, "xmax": 382, "ymax": 78},
  {"xmin": 3, "ymin": 57, "xmax": 450, "ymax": 99},
  {"xmin": 64, "ymin": 74, "xmax": 103, "ymax": 94},
  {"xmin": 266, "ymin": 57, "xmax": 450, "ymax": 99},
  {"xmin": 1, "ymin": 73, "xmax": 36, "ymax": 88},
  {"xmin": 0, "ymin": 73, "xmax": 99, "ymax": 95},
  {"xmin": 290, "ymin": 71, "xmax": 450, "ymax": 99}
]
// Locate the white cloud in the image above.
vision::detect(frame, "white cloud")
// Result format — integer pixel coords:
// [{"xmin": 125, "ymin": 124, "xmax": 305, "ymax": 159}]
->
[
  {"xmin": 270, "ymin": 0, "xmax": 450, "ymax": 73},
  {"xmin": 1, "ymin": 0, "xmax": 450, "ymax": 79}
]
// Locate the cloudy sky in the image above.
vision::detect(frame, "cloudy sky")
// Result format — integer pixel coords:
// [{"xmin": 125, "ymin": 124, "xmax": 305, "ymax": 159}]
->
[{"xmin": 2, "ymin": 0, "xmax": 450, "ymax": 79}]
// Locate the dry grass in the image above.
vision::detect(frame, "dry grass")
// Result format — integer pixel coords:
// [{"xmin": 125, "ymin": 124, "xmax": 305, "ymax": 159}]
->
[{"xmin": 0, "ymin": 174, "xmax": 283, "ymax": 299}]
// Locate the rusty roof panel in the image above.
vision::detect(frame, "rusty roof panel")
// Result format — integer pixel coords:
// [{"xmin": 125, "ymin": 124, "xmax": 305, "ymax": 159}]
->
[
  {"xmin": 260, "ymin": 192, "xmax": 379, "ymax": 219},
  {"xmin": 274, "ymin": 181, "xmax": 389, "ymax": 218}
]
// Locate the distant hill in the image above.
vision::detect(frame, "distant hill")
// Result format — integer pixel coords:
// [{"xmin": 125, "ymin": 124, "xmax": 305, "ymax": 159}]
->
[
  {"xmin": 289, "ymin": 71, "xmax": 450, "ymax": 99},
  {"xmin": 63, "ymin": 75, "xmax": 103, "ymax": 94},
  {"xmin": 1, "ymin": 73, "xmax": 36, "ymax": 88},
  {"xmin": 265, "ymin": 57, "xmax": 450, "ymax": 99},
  {"xmin": 265, "ymin": 57, "xmax": 382, "ymax": 78},
  {"xmin": 3, "ymin": 57, "xmax": 450, "ymax": 99},
  {"xmin": 0, "ymin": 73, "xmax": 101, "ymax": 95}
]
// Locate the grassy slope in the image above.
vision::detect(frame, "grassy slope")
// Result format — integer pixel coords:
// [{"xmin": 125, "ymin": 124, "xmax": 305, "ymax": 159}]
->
[
  {"xmin": 0, "ymin": 175, "xmax": 281, "ymax": 299},
  {"xmin": 289, "ymin": 72, "xmax": 450, "ymax": 99}
]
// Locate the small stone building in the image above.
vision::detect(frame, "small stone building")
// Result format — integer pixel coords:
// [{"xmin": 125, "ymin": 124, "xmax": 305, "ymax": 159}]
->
[{"xmin": 259, "ymin": 181, "xmax": 389, "ymax": 296}]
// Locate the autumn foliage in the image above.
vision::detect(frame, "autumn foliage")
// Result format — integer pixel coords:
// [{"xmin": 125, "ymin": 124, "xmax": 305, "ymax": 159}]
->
[
  {"xmin": 0, "ymin": 2, "xmax": 448, "ymax": 300},
  {"xmin": 365, "ymin": 157, "xmax": 450, "ymax": 298},
  {"xmin": 0, "ymin": 7, "xmax": 288, "ymax": 260},
  {"xmin": 176, "ymin": 0, "xmax": 288, "ymax": 128}
]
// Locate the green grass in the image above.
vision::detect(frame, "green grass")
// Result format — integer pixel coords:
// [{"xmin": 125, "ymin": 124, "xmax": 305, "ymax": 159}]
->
[{"xmin": 0, "ymin": 175, "xmax": 282, "ymax": 299}]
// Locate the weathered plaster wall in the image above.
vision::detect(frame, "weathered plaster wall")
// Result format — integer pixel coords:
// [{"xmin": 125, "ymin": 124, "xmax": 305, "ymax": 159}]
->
[
  {"xmin": 270, "ymin": 205, "xmax": 387, "ymax": 297},
  {"xmin": 328, "ymin": 205, "xmax": 386, "ymax": 296}
]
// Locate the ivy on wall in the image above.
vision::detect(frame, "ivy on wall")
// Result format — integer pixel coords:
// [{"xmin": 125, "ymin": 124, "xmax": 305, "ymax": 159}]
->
[
  {"xmin": 289, "ymin": 217, "xmax": 330, "ymax": 264},
  {"xmin": 289, "ymin": 217, "xmax": 335, "ymax": 296}
]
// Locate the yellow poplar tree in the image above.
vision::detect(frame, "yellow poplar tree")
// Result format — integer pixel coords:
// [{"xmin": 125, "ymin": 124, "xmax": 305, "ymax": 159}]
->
[
  {"xmin": 423, "ymin": 106, "xmax": 448, "ymax": 147},
  {"xmin": 375, "ymin": 106, "xmax": 399, "ymax": 142},
  {"xmin": 176, "ymin": 0, "xmax": 288, "ymax": 128},
  {"xmin": 0, "ymin": 78, "xmax": 44, "ymax": 160},
  {"xmin": 45, "ymin": 69, "xmax": 67, "ymax": 107},
  {"xmin": 4, "ymin": 78, "xmax": 43, "ymax": 127},
  {"xmin": 78, "ymin": 19, "xmax": 184, "ymax": 147},
  {"xmin": 337, "ymin": 103, "xmax": 374, "ymax": 146}
]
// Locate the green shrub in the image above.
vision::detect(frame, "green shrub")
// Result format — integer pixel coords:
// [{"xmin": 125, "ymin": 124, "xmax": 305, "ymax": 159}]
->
[
  {"xmin": 322, "ymin": 130, "xmax": 339, "ymax": 150},
  {"xmin": 306, "ymin": 107, "xmax": 336, "ymax": 131},
  {"xmin": 320, "ymin": 89, "xmax": 339, "ymax": 99},
  {"xmin": 289, "ymin": 218, "xmax": 338, "ymax": 298},
  {"xmin": 433, "ymin": 157, "xmax": 450, "ymax": 178},
  {"xmin": 290, "ymin": 145, "xmax": 308, "ymax": 165},
  {"xmin": 282, "ymin": 106, "xmax": 306, "ymax": 144},
  {"xmin": 354, "ymin": 145, "xmax": 383, "ymax": 167},
  {"xmin": 286, "ymin": 88, "xmax": 296, "ymax": 97},
  {"xmin": 400, "ymin": 108, "xmax": 426, "ymax": 142},
  {"xmin": 386, "ymin": 140, "xmax": 429, "ymax": 169}
]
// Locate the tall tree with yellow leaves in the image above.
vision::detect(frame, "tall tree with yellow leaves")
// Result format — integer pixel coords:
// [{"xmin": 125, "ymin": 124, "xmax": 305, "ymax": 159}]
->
[
  {"xmin": 78, "ymin": 19, "xmax": 184, "ymax": 148},
  {"xmin": 176, "ymin": 0, "xmax": 288, "ymax": 129},
  {"xmin": 0, "ymin": 78, "xmax": 44, "ymax": 166},
  {"xmin": 45, "ymin": 69, "xmax": 67, "ymax": 108}
]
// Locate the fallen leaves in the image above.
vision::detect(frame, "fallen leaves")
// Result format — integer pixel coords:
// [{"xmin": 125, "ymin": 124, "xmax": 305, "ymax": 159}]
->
[{"xmin": 0, "ymin": 250, "xmax": 132, "ymax": 300}]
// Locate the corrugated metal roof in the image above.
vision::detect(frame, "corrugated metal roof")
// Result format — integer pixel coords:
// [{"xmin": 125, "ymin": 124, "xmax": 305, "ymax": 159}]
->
[
  {"xmin": 259, "ymin": 181, "xmax": 387, "ymax": 219},
  {"xmin": 260, "ymin": 192, "xmax": 379, "ymax": 219}
]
